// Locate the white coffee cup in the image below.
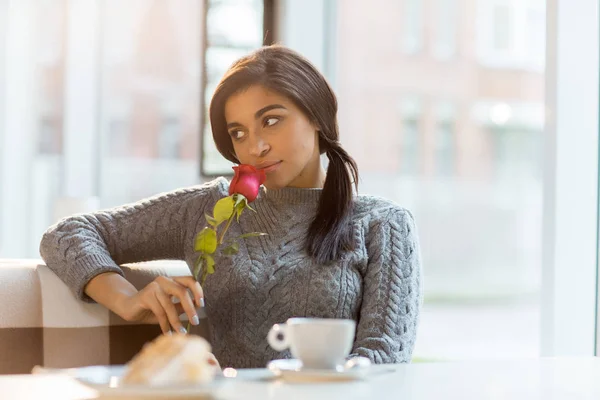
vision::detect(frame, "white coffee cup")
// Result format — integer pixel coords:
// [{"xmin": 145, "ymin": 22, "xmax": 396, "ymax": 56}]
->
[{"xmin": 267, "ymin": 318, "xmax": 356, "ymax": 369}]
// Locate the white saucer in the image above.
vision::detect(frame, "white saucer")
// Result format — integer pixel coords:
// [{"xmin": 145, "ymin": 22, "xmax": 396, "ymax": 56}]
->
[
  {"xmin": 33, "ymin": 365, "xmax": 223, "ymax": 397},
  {"xmin": 267, "ymin": 358, "xmax": 372, "ymax": 383}
]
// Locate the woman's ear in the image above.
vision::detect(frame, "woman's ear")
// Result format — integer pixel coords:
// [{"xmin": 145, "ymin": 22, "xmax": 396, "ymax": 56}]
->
[
  {"xmin": 310, "ymin": 119, "xmax": 321, "ymax": 132},
  {"xmin": 316, "ymin": 131, "xmax": 328, "ymax": 155}
]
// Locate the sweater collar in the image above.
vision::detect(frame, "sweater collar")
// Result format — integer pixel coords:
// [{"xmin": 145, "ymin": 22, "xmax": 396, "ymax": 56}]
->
[{"xmin": 260, "ymin": 185, "xmax": 322, "ymax": 204}]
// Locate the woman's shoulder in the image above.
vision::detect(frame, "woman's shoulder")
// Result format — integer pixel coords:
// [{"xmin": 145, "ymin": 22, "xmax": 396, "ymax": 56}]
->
[
  {"xmin": 188, "ymin": 177, "xmax": 229, "ymax": 197},
  {"xmin": 353, "ymin": 193, "xmax": 415, "ymax": 228},
  {"xmin": 134, "ymin": 177, "xmax": 229, "ymax": 209},
  {"xmin": 175, "ymin": 177, "xmax": 229, "ymax": 206}
]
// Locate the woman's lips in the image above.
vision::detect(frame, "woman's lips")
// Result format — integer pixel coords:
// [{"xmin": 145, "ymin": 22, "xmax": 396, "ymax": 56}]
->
[{"xmin": 259, "ymin": 161, "xmax": 282, "ymax": 173}]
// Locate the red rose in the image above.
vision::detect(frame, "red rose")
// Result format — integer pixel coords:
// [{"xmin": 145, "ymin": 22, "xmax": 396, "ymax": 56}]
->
[{"xmin": 229, "ymin": 164, "xmax": 266, "ymax": 202}]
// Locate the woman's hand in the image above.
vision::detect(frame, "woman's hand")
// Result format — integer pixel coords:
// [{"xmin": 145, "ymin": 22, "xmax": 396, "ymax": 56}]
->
[{"xmin": 116, "ymin": 276, "xmax": 204, "ymax": 334}]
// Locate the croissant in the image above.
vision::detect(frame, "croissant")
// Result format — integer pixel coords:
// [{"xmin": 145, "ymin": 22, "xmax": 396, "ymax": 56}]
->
[{"xmin": 121, "ymin": 334, "xmax": 217, "ymax": 386}]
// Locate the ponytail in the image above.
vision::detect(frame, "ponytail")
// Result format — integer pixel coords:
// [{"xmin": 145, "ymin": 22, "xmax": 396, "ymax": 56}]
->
[{"xmin": 306, "ymin": 143, "xmax": 359, "ymax": 264}]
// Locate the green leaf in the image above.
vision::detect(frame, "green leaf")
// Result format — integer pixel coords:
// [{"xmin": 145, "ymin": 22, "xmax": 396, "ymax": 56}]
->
[
  {"xmin": 204, "ymin": 254, "xmax": 215, "ymax": 274},
  {"xmin": 213, "ymin": 196, "xmax": 235, "ymax": 224},
  {"xmin": 238, "ymin": 232, "xmax": 268, "ymax": 239},
  {"xmin": 235, "ymin": 201, "xmax": 244, "ymax": 222},
  {"xmin": 222, "ymin": 242, "xmax": 239, "ymax": 256},
  {"xmin": 194, "ymin": 227, "xmax": 217, "ymax": 254},
  {"xmin": 205, "ymin": 213, "xmax": 218, "ymax": 228}
]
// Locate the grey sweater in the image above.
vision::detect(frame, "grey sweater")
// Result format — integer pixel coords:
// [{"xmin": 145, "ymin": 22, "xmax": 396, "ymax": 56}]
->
[{"xmin": 40, "ymin": 177, "xmax": 423, "ymax": 368}]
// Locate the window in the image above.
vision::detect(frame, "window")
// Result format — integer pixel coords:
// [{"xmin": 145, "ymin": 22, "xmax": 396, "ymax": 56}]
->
[
  {"xmin": 158, "ymin": 117, "xmax": 181, "ymax": 160},
  {"xmin": 38, "ymin": 117, "xmax": 61, "ymax": 155},
  {"xmin": 477, "ymin": 0, "xmax": 546, "ymax": 71},
  {"xmin": 401, "ymin": 119, "xmax": 421, "ymax": 176},
  {"xmin": 435, "ymin": 122, "xmax": 455, "ymax": 176},
  {"xmin": 492, "ymin": 4, "xmax": 512, "ymax": 51},
  {"xmin": 399, "ymin": 97, "xmax": 423, "ymax": 176},
  {"xmin": 402, "ymin": 0, "xmax": 424, "ymax": 54},
  {"xmin": 108, "ymin": 120, "xmax": 130, "ymax": 157},
  {"xmin": 433, "ymin": 0, "xmax": 457, "ymax": 59},
  {"xmin": 435, "ymin": 102, "xmax": 456, "ymax": 177},
  {"xmin": 525, "ymin": 6, "xmax": 546, "ymax": 70}
]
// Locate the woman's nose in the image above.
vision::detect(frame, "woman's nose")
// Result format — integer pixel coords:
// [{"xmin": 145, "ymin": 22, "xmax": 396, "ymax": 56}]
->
[{"xmin": 248, "ymin": 133, "xmax": 270, "ymax": 157}]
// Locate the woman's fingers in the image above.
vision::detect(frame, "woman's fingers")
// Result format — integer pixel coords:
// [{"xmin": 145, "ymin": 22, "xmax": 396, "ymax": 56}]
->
[
  {"xmin": 163, "ymin": 278, "xmax": 201, "ymax": 326},
  {"xmin": 172, "ymin": 276, "xmax": 204, "ymax": 308},
  {"xmin": 155, "ymin": 288, "xmax": 187, "ymax": 334},
  {"xmin": 139, "ymin": 276, "xmax": 204, "ymax": 333},
  {"xmin": 144, "ymin": 286, "xmax": 171, "ymax": 334},
  {"xmin": 169, "ymin": 299, "xmax": 186, "ymax": 316}
]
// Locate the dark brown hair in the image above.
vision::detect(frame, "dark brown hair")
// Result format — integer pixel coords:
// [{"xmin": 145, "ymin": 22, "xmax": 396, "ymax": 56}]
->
[{"xmin": 209, "ymin": 45, "xmax": 359, "ymax": 264}]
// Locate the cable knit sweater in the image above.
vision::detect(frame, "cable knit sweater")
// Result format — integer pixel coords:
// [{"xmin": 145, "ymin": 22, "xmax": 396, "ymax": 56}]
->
[{"xmin": 40, "ymin": 177, "xmax": 423, "ymax": 368}]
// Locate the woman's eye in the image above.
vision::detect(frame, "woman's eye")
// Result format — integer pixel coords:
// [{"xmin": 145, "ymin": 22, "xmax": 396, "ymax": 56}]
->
[
  {"xmin": 230, "ymin": 130, "xmax": 245, "ymax": 140},
  {"xmin": 264, "ymin": 117, "xmax": 279, "ymax": 127}
]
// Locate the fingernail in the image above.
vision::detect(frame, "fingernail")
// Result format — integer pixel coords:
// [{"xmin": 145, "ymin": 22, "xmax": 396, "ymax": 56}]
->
[
  {"xmin": 192, "ymin": 315, "xmax": 200, "ymax": 326},
  {"xmin": 200, "ymin": 298, "xmax": 205, "ymax": 308},
  {"xmin": 166, "ymin": 330, "xmax": 173, "ymax": 336},
  {"xmin": 179, "ymin": 327, "xmax": 187, "ymax": 334}
]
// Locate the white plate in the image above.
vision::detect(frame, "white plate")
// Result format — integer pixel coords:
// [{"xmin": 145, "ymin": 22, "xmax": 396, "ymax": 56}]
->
[
  {"xmin": 267, "ymin": 358, "xmax": 372, "ymax": 383},
  {"xmin": 34, "ymin": 365, "xmax": 223, "ymax": 398}
]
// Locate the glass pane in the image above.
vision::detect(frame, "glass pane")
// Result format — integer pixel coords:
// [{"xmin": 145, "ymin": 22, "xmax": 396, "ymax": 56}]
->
[
  {"xmin": 206, "ymin": 47, "xmax": 252, "ymax": 86},
  {"xmin": 207, "ymin": 0, "xmax": 263, "ymax": 48},
  {"xmin": 334, "ymin": 0, "xmax": 545, "ymax": 360},
  {"xmin": 201, "ymin": 0, "xmax": 265, "ymax": 176},
  {"xmin": 402, "ymin": 0, "xmax": 424, "ymax": 53},
  {"xmin": 99, "ymin": 0, "xmax": 202, "ymax": 206},
  {"xmin": 0, "ymin": 0, "xmax": 66, "ymax": 257},
  {"xmin": 433, "ymin": 0, "xmax": 457, "ymax": 59},
  {"xmin": 493, "ymin": 5, "xmax": 512, "ymax": 50}
]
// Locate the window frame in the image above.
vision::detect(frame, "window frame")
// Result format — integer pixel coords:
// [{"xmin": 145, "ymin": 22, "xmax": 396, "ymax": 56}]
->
[{"xmin": 541, "ymin": 0, "xmax": 599, "ymax": 356}]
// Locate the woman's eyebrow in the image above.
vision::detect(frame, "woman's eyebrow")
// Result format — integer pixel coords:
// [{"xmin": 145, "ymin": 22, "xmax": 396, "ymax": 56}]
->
[
  {"xmin": 254, "ymin": 104, "xmax": 287, "ymax": 119},
  {"xmin": 227, "ymin": 104, "xmax": 287, "ymax": 129}
]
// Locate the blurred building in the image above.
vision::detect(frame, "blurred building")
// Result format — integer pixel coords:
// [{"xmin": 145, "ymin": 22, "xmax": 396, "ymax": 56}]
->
[
  {"xmin": 334, "ymin": 0, "xmax": 545, "ymax": 301},
  {"xmin": 337, "ymin": 0, "xmax": 544, "ymax": 181}
]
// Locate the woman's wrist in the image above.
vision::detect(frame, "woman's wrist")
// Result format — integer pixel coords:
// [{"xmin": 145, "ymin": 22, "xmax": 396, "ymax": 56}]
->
[{"xmin": 85, "ymin": 272, "xmax": 138, "ymax": 319}]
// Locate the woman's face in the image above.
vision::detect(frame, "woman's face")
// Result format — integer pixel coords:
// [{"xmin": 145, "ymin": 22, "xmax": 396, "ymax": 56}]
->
[{"xmin": 224, "ymin": 85, "xmax": 325, "ymax": 189}]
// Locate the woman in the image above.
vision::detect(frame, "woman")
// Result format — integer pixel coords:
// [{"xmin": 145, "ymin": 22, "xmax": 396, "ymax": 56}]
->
[{"xmin": 40, "ymin": 45, "xmax": 422, "ymax": 369}]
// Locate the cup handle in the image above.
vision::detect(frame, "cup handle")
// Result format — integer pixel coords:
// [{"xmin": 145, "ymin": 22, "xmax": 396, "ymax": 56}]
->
[{"xmin": 267, "ymin": 323, "xmax": 289, "ymax": 351}]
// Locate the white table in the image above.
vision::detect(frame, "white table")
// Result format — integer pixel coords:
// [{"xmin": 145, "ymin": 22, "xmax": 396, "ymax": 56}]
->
[
  {"xmin": 222, "ymin": 357, "xmax": 600, "ymax": 399},
  {"xmin": 4, "ymin": 357, "xmax": 600, "ymax": 399}
]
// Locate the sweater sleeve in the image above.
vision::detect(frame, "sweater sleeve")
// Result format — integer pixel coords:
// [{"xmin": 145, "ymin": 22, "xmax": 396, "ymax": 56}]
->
[
  {"xmin": 39, "ymin": 178, "xmax": 226, "ymax": 302},
  {"xmin": 350, "ymin": 208, "xmax": 423, "ymax": 363}
]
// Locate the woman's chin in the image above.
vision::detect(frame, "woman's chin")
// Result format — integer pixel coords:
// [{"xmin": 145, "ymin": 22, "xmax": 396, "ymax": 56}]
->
[
  {"xmin": 263, "ymin": 177, "xmax": 286, "ymax": 190},
  {"xmin": 264, "ymin": 183, "xmax": 284, "ymax": 190}
]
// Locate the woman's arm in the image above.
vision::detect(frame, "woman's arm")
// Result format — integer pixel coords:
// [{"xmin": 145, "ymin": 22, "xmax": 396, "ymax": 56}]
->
[
  {"xmin": 351, "ymin": 208, "xmax": 423, "ymax": 363},
  {"xmin": 40, "ymin": 180, "xmax": 225, "ymax": 302}
]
